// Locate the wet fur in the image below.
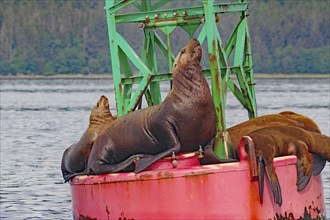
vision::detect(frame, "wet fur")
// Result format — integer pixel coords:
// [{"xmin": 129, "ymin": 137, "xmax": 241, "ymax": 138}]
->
[
  {"xmin": 201, "ymin": 111, "xmax": 322, "ymax": 165},
  {"xmin": 228, "ymin": 111, "xmax": 321, "ymax": 159},
  {"xmin": 61, "ymin": 95, "xmax": 116, "ymax": 181},
  {"xmin": 86, "ymin": 39, "xmax": 217, "ymax": 175},
  {"xmin": 243, "ymin": 125, "xmax": 330, "ymax": 206}
]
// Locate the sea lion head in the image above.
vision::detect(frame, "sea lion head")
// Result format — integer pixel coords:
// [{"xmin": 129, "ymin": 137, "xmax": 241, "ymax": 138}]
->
[
  {"xmin": 89, "ymin": 95, "xmax": 115, "ymax": 126},
  {"xmin": 96, "ymin": 95, "xmax": 110, "ymax": 109},
  {"xmin": 173, "ymin": 39, "xmax": 202, "ymax": 73}
]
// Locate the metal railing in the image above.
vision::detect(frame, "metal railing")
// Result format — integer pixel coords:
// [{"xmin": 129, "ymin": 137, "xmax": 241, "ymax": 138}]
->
[{"xmin": 104, "ymin": 0, "xmax": 257, "ymax": 159}]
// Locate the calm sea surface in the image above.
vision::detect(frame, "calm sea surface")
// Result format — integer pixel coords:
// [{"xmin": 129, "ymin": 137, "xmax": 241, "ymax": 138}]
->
[{"xmin": 0, "ymin": 77, "xmax": 329, "ymax": 219}]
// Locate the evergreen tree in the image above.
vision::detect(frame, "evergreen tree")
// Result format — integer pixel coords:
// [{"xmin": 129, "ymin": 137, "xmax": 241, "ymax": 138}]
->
[{"xmin": 0, "ymin": 0, "xmax": 329, "ymax": 75}]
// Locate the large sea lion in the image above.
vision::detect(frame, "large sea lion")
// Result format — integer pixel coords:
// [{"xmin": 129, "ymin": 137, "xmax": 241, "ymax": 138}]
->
[
  {"xmin": 241, "ymin": 125, "xmax": 330, "ymax": 206},
  {"xmin": 228, "ymin": 111, "xmax": 321, "ymax": 158},
  {"xmin": 61, "ymin": 95, "xmax": 116, "ymax": 181},
  {"xmin": 277, "ymin": 111, "xmax": 321, "ymax": 133},
  {"xmin": 86, "ymin": 39, "xmax": 217, "ymax": 175},
  {"xmin": 201, "ymin": 111, "xmax": 321, "ymax": 164}
]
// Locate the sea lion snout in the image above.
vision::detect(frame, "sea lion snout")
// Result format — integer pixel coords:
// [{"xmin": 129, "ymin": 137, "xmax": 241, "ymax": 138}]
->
[
  {"xmin": 96, "ymin": 95, "xmax": 110, "ymax": 109},
  {"xmin": 188, "ymin": 39, "xmax": 202, "ymax": 61},
  {"xmin": 173, "ymin": 39, "xmax": 202, "ymax": 71}
]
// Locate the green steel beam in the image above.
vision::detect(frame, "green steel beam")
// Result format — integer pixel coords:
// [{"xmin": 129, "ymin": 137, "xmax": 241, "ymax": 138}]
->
[
  {"xmin": 151, "ymin": 1, "xmax": 170, "ymax": 11},
  {"xmin": 116, "ymin": 33, "xmax": 152, "ymax": 76},
  {"xmin": 105, "ymin": 0, "xmax": 124, "ymax": 116},
  {"xmin": 157, "ymin": 26, "xmax": 176, "ymax": 71},
  {"xmin": 120, "ymin": 66, "xmax": 252, "ymax": 86},
  {"xmin": 244, "ymin": 19, "xmax": 257, "ymax": 118},
  {"xmin": 115, "ymin": 3, "xmax": 248, "ymax": 24},
  {"xmin": 204, "ymin": 0, "xmax": 231, "ymax": 159},
  {"xmin": 107, "ymin": 0, "xmax": 136, "ymax": 14},
  {"xmin": 104, "ymin": 0, "xmax": 257, "ymax": 159},
  {"xmin": 197, "ymin": 24, "xmax": 207, "ymax": 44},
  {"xmin": 233, "ymin": 19, "xmax": 246, "ymax": 66},
  {"xmin": 132, "ymin": 2, "xmax": 143, "ymax": 11},
  {"xmin": 125, "ymin": 75, "xmax": 152, "ymax": 113},
  {"xmin": 141, "ymin": 0, "xmax": 162, "ymax": 105},
  {"xmin": 118, "ymin": 47, "xmax": 133, "ymax": 108}
]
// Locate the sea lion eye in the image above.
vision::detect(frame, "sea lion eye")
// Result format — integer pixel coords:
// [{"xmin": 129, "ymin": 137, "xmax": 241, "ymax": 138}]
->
[{"xmin": 181, "ymin": 49, "xmax": 186, "ymax": 54}]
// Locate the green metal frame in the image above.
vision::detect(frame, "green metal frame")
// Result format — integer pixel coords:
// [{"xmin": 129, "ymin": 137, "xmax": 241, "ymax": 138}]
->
[{"xmin": 104, "ymin": 0, "xmax": 257, "ymax": 159}]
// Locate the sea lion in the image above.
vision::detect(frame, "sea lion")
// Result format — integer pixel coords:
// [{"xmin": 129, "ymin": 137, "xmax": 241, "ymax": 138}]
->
[
  {"xmin": 277, "ymin": 111, "xmax": 321, "ymax": 133},
  {"xmin": 86, "ymin": 39, "xmax": 217, "ymax": 175},
  {"xmin": 61, "ymin": 95, "xmax": 116, "ymax": 181},
  {"xmin": 228, "ymin": 111, "xmax": 321, "ymax": 157},
  {"xmin": 241, "ymin": 125, "xmax": 330, "ymax": 206},
  {"xmin": 201, "ymin": 111, "xmax": 322, "ymax": 164}
]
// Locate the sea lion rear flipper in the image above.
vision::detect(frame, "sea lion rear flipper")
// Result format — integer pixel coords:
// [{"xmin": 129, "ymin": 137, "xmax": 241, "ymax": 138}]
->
[
  {"xmin": 264, "ymin": 162, "xmax": 282, "ymax": 206},
  {"xmin": 311, "ymin": 153, "xmax": 326, "ymax": 175},
  {"xmin": 89, "ymin": 154, "xmax": 150, "ymax": 175},
  {"xmin": 200, "ymin": 145, "xmax": 238, "ymax": 165},
  {"xmin": 63, "ymin": 171, "xmax": 88, "ymax": 183},
  {"xmin": 63, "ymin": 172, "xmax": 75, "ymax": 183},
  {"xmin": 296, "ymin": 159, "xmax": 313, "ymax": 192},
  {"xmin": 62, "ymin": 168, "xmax": 72, "ymax": 182},
  {"xmin": 135, "ymin": 144, "xmax": 181, "ymax": 173}
]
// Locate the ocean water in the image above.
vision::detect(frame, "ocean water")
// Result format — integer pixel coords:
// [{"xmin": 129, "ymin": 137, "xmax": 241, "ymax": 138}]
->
[{"xmin": 0, "ymin": 77, "xmax": 329, "ymax": 219}]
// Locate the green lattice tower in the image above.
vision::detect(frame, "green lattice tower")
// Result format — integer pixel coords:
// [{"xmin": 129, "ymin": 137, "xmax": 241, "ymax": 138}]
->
[{"xmin": 104, "ymin": 0, "xmax": 257, "ymax": 159}]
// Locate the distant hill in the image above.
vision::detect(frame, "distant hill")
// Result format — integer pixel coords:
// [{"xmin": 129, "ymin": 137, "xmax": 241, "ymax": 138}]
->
[{"xmin": 0, "ymin": 0, "xmax": 329, "ymax": 75}]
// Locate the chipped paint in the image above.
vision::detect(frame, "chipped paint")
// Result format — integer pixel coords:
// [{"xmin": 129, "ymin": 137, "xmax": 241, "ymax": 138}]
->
[
  {"xmin": 71, "ymin": 155, "xmax": 325, "ymax": 219},
  {"xmin": 79, "ymin": 214, "xmax": 97, "ymax": 220},
  {"xmin": 274, "ymin": 205, "xmax": 325, "ymax": 220}
]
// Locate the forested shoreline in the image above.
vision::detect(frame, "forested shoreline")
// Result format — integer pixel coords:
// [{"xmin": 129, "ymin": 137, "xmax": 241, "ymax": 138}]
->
[{"xmin": 0, "ymin": 0, "xmax": 329, "ymax": 75}]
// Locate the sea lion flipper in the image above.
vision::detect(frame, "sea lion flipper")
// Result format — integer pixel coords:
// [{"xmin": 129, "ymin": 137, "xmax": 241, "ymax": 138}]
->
[
  {"xmin": 135, "ymin": 144, "xmax": 181, "ymax": 173},
  {"xmin": 296, "ymin": 159, "xmax": 313, "ymax": 192},
  {"xmin": 264, "ymin": 161, "xmax": 282, "ymax": 206},
  {"xmin": 290, "ymin": 141, "xmax": 313, "ymax": 191},
  {"xmin": 257, "ymin": 157, "xmax": 265, "ymax": 204},
  {"xmin": 64, "ymin": 171, "xmax": 88, "ymax": 183},
  {"xmin": 200, "ymin": 144, "xmax": 238, "ymax": 165},
  {"xmin": 258, "ymin": 158, "xmax": 282, "ymax": 206},
  {"xmin": 61, "ymin": 164, "xmax": 71, "ymax": 182},
  {"xmin": 311, "ymin": 153, "xmax": 326, "ymax": 175},
  {"xmin": 63, "ymin": 172, "xmax": 74, "ymax": 182},
  {"xmin": 89, "ymin": 154, "xmax": 150, "ymax": 175}
]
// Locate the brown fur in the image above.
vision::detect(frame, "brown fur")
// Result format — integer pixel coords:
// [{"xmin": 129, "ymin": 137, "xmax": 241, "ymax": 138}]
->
[
  {"xmin": 86, "ymin": 39, "xmax": 217, "ymax": 175},
  {"xmin": 244, "ymin": 125, "xmax": 330, "ymax": 206},
  {"xmin": 228, "ymin": 111, "xmax": 321, "ymax": 158},
  {"xmin": 61, "ymin": 95, "xmax": 115, "ymax": 181}
]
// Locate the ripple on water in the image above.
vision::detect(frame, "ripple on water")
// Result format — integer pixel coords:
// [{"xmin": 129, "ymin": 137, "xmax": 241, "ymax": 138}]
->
[{"xmin": 0, "ymin": 78, "xmax": 329, "ymax": 218}]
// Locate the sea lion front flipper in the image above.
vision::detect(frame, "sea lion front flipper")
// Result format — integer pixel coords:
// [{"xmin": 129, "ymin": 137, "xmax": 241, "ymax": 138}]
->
[
  {"xmin": 135, "ymin": 145, "xmax": 181, "ymax": 173},
  {"xmin": 289, "ymin": 141, "xmax": 313, "ymax": 191},
  {"xmin": 257, "ymin": 157, "xmax": 265, "ymax": 204},
  {"xmin": 296, "ymin": 159, "xmax": 313, "ymax": 192},
  {"xmin": 200, "ymin": 144, "xmax": 238, "ymax": 165},
  {"xmin": 264, "ymin": 161, "xmax": 282, "ymax": 206},
  {"xmin": 311, "ymin": 153, "xmax": 326, "ymax": 175}
]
